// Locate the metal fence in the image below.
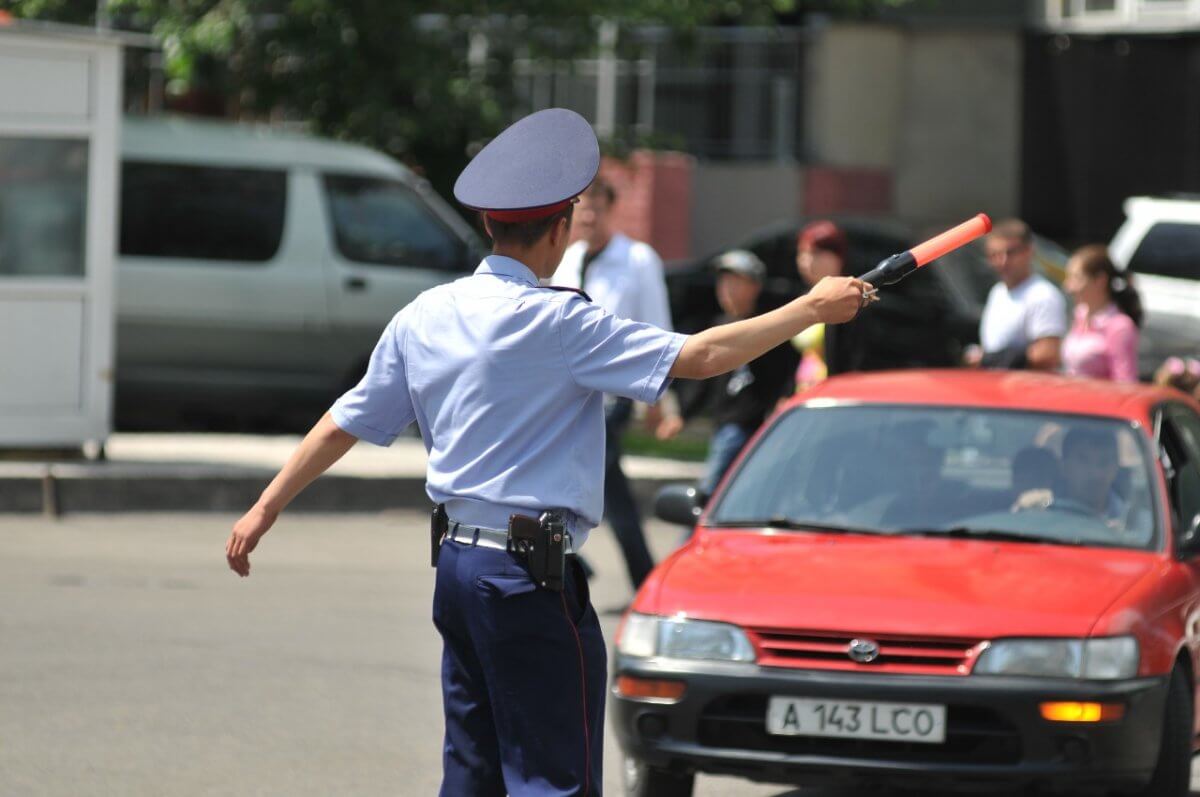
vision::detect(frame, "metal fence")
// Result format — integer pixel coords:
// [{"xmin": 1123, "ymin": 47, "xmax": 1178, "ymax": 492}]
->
[{"xmin": 512, "ymin": 25, "xmax": 811, "ymax": 161}]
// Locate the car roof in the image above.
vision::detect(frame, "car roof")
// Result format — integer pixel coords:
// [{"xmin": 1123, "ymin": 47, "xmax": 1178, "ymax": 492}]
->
[
  {"xmin": 1123, "ymin": 195, "xmax": 1200, "ymax": 222},
  {"xmin": 121, "ymin": 115, "xmax": 408, "ymax": 177},
  {"xmin": 794, "ymin": 369, "xmax": 1181, "ymax": 420}
]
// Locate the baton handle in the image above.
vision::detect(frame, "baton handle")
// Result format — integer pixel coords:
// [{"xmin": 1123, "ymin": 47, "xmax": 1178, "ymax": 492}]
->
[{"xmin": 861, "ymin": 213, "xmax": 992, "ymax": 288}]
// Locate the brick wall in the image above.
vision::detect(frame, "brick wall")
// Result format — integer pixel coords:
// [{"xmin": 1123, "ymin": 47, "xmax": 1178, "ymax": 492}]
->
[
  {"xmin": 803, "ymin": 165, "xmax": 893, "ymax": 216},
  {"xmin": 577, "ymin": 150, "xmax": 695, "ymax": 261}
]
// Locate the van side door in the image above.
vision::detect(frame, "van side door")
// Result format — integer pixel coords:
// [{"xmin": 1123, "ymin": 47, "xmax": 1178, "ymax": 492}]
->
[{"xmin": 319, "ymin": 173, "xmax": 478, "ymax": 375}]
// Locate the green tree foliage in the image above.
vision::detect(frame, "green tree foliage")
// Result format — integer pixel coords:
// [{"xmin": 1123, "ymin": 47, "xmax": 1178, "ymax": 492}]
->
[{"xmin": 6, "ymin": 0, "xmax": 911, "ymax": 201}]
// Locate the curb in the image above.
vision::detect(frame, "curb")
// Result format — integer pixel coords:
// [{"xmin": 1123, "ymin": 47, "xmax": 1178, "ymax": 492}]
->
[{"xmin": 0, "ymin": 466, "xmax": 691, "ymax": 515}]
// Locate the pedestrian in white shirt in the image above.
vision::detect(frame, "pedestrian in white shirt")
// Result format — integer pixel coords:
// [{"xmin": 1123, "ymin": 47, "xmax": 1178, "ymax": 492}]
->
[
  {"xmin": 966, "ymin": 218, "xmax": 1066, "ymax": 371},
  {"xmin": 552, "ymin": 178, "xmax": 679, "ymax": 590}
]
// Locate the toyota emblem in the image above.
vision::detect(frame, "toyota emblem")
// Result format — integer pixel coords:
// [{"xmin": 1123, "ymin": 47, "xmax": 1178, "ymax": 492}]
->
[{"xmin": 848, "ymin": 638, "xmax": 880, "ymax": 664}]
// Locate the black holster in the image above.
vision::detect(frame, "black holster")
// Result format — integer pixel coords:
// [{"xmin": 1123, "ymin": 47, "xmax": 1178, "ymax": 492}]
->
[
  {"xmin": 430, "ymin": 503, "xmax": 448, "ymax": 567},
  {"xmin": 508, "ymin": 510, "xmax": 567, "ymax": 592}
]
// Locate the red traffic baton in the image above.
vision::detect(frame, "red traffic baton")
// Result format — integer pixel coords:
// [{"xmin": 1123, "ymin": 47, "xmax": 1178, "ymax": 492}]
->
[{"xmin": 860, "ymin": 213, "xmax": 992, "ymax": 288}]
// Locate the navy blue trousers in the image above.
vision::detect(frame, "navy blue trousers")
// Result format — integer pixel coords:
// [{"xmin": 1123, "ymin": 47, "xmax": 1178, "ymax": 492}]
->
[{"xmin": 433, "ymin": 539, "xmax": 607, "ymax": 796}]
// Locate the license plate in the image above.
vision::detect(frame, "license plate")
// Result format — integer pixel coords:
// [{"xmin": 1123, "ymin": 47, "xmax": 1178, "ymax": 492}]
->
[{"xmin": 766, "ymin": 697, "xmax": 946, "ymax": 744}]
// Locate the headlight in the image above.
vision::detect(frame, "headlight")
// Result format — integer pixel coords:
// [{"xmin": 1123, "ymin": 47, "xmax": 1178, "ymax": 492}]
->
[
  {"xmin": 974, "ymin": 637, "xmax": 1138, "ymax": 679},
  {"xmin": 616, "ymin": 613, "xmax": 756, "ymax": 663}
]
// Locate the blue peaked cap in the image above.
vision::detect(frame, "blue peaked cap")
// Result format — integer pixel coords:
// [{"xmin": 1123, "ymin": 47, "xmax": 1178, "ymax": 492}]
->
[{"xmin": 454, "ymin": 108, "xmax": 600, "ymax": 219}]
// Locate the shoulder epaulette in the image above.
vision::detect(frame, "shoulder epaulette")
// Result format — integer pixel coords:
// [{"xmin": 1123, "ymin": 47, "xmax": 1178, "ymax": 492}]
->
[{"xmin": 541, "ymin": 286, "xmax": 592, "ymax": 303}]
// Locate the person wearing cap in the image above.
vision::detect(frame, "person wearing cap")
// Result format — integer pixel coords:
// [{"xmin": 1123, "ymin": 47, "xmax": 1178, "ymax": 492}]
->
[
  {"xmin": 551, "ymin": 177, "xmax": 677, "ymax": 592},
  {"xmin": 661, "ymin": 249, "xmax": 801, "ymax": 504},
  {"xmin": 223, "ymin": 108, "xmax": 867, "ymax": 796}
]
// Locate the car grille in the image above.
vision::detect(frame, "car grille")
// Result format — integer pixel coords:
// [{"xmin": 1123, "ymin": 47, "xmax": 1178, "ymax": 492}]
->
[
  {"xmin": 697, "ymin": 695, "xmax": 1021, "ymax": 765},
  {"xmin": 749, "ymin": 628, "xmax": 985, "ymax": 676}
]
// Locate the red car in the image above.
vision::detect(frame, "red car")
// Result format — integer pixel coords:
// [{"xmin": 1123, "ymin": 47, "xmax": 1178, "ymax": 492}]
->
[{"xmin": 614, "ymin": 371, "xmax": 1200, "ymax": 797}]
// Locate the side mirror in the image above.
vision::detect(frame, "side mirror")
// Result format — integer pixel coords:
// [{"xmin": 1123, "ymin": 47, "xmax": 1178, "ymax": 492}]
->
[
  {"xmin": 1180, "ymin": 513, "xmax": 1200, "ymax": 557},
  {"xmin": 654, "ymin": 484, "xmax": 704, "ymax": 527}
]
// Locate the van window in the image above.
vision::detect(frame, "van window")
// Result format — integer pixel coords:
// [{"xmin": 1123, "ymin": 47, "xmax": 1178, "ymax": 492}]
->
[
  {"xmin": 0, "ymin": 137, "xmax": 88, "ymax": 278},
  {"xmin": 1127, "ymin": 222, "xmax": 1200, "ymax": 281},
  {"xmin": 120, "ymin": 162, "xmax": 286, "ymax": 262},
  {"xmin": 323, "ymin": 175, "xmax": 467, "ymax": 272}
]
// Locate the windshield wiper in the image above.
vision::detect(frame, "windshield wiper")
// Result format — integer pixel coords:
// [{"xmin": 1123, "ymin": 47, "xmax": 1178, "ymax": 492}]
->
[
  {"xmin": 715, "ymin": 518, "xmax": 887, "ymax": 536},
  {"xmin": 897, "ymin": 527, "xmax": 1083, "ymax": 547}
]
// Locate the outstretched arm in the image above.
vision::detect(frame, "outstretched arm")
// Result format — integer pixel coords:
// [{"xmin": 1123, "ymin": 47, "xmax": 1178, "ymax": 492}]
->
[
  {"xmin": 670, "ymin": 276, "xmax": 866, "ymax": 380},
  {"xmin": 225, "ymin": 412, "xmax": 359, "ymax": 577}
]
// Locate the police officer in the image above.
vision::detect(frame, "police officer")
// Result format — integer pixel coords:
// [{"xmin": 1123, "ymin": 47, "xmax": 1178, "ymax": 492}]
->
[{"xmin": 224, "ymin": 108, "xmax": 867, "ymax": 796}]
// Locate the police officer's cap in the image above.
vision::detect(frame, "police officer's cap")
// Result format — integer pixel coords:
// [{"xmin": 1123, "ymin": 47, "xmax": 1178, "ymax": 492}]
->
[{"xmin": 454, "ymin": 108, "xmax": 600, "ymax": 223}]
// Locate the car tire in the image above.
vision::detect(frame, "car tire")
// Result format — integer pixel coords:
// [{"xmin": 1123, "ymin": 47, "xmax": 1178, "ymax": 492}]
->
[
  {"xmin": 1131, "ymin": 666, "xmax": 1193, "ymax": 797},
  {"xmin": 622, "ymin": 754, "xmax": 694, "ymax": 797}
]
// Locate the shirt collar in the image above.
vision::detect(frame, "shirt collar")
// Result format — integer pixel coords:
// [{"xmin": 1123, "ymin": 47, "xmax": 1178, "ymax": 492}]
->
[{"xmin": 476, "ymin": 255, "xmax": 539, "ymax": 287}]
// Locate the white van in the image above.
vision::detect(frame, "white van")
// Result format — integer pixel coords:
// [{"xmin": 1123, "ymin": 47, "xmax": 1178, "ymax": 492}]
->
[
  {"xmin": 1109, "ymin": 195, "xmax": 1200, "ymax": 378},
  {"xmin": 116, "ymin": 116, "xmax": 485, "ymax": 429}
]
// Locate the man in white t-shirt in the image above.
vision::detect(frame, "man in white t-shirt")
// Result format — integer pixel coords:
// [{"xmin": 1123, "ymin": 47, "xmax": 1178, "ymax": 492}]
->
[
  {"xmin": 967, "ymin": 218, "xmax": 1066, "ymax": 371},
  {"xmin": 552, "ymin": 178, "xmax": 679, "ymax": 590}
]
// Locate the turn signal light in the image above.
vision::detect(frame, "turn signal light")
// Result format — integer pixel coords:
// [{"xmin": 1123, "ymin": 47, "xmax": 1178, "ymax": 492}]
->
[
  {"xmin": 1040, "ymin": 702, "xmax": 1125, "ymax": 723},
  {"xmin": 616, "ymin": 676, "xmax": 686, "ymax": 702}
]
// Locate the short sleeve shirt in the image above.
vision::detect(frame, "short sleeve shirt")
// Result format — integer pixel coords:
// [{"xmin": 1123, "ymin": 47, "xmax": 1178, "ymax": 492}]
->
[
  {"xmin": 980, "ymin": 274, "xmax": 1068, "ymax": 354},
  {"xmin": 329, "ymin": 255, "xmax": 687, "ymax": 545},
  {"xmin": 552, "ymin": 233, "xmax": 673, "ymax": 330},
  {"xmin": 1061, "ymin": 303, "xmax": 1140, "ymax": 382}
]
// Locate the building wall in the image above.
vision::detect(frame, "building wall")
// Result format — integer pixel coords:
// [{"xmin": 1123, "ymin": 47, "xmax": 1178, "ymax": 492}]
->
[
  {"xmin": 806, "ymin": 23, "xmax": 906, "ymax": 169},
  {"xmin": 801, "ymin": 21, "xmax": 1023, "ymax": 232},
  {"xmin": 689, "ymin": 161, "xmax": 801, "ymax": 258},
  {"xmin": 571, "ymin": 21, "xmax": 1024, "ymax": 261},
  {"xmin": 894, "ymin": 29, "xmax": 1022, "ymax": 229}
]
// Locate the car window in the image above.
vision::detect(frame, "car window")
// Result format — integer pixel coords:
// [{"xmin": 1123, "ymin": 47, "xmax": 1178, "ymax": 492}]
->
[
  {"xmin": 120, "ymin": 161, "xmax": 286, "ymax": 263},
  {"xmin": 1161, "ymin": 406, "xmax": 1200, "ymax": 535},
  {"xmin": 323, "ymin": 175, "xmax": 468, "ymax": 272},
  {"xmin": 710, "ymin": 405, "xmax": 1158, "ymax": 550},
  {"xmin": 1128, "ymin": 222, "xmax": 1200, "ymax": 281},
  {"xmin": 0, "ymin": 137, "xmax": 88, "ymax": 278}
]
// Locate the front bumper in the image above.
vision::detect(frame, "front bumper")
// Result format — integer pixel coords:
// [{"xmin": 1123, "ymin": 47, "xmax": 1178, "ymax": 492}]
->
[{"xmin": 612, "ymin": 656, "xmax": 1170, "ymax": 793}]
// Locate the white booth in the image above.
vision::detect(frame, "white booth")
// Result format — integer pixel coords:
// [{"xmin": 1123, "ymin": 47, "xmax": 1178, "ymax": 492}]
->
[{"xmin": 0, "ymin": 24, "xmax": 121, "ymax": 448}]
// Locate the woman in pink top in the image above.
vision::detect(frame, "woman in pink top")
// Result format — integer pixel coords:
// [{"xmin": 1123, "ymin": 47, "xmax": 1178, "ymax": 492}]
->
[{"xmin": 1061, "ymin": 245, "xmax": 1143, "ymax": 382}]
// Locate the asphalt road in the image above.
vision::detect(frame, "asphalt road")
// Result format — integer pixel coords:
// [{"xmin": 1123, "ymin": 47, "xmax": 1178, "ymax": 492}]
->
[{"xmin": 2, "ymin": 511, "xmax": 1197, "ymax": 796}]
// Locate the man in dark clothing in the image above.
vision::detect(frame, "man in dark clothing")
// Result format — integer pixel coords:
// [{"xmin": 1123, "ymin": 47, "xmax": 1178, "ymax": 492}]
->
[{"xmin": 659, "ymin": 249, "xmax": 800, "ymax": 499}]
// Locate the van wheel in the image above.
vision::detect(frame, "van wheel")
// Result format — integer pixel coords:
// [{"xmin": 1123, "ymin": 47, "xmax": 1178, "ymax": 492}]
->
[
  {"xmin": 1131, "ymin": 667, "xmax": 1193, "ymax": 797},
  {"xmin": 622, "ymin": 754, "xmax": 694, "ymax": 797}
]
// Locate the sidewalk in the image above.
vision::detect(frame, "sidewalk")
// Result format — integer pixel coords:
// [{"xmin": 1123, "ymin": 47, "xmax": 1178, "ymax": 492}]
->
[{"xmin": 0, "ymin": 434, "xmax": 706, "ymax": 515}]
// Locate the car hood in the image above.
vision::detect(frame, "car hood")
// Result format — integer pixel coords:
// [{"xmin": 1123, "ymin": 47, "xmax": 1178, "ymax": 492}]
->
[{"xmin": 641, "ymin": 530, "xmax": 1158, "ymax": 639}]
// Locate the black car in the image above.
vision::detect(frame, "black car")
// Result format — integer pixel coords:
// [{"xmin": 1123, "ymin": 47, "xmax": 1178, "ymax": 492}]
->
[{"xmin": 665, "ymin": 216, "xmax": 1061, "ymax": 377}]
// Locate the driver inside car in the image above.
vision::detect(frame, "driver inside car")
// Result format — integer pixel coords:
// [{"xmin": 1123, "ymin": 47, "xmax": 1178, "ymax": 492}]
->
[{"xmin": 1060, "ymin": 427, "xmax": 1125, "ymax": 522}]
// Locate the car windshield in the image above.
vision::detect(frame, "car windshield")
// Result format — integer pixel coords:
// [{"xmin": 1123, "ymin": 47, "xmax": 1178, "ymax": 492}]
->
[{"xmin": 710, "ymin": 406, "xmax": 1158, "ymax": 551}]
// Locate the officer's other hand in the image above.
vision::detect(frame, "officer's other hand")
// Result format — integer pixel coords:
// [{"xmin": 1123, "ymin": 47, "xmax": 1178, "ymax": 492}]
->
[
  {"xmin": 656, "ymin": 415, "xmax": 685, "ymax": 441},
  {"xmin": 226, "ymin": 504, "xmax": 277, "ymax": 577},
  {"xmin": 807, "ymin": 276, "xmax": 867, "ymax": 324}
]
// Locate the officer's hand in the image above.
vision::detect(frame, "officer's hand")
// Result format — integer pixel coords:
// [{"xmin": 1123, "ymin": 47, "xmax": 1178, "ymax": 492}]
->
[
  {"xmin": 656, "ymin": 415, "xmax": 685, "ymax": 440},
  {"xmin": 226, "ymin": 505, "xmax": 277, "ymax": 577},
  {"xmin": 806, "ymin": 276, "xmax": 868, "ymax": 324}
]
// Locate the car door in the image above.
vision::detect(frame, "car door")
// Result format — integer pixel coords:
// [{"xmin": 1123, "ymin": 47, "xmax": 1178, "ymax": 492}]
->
[
  {"xmin": 318, "ymin": 172, "xmax": 480, "ymax": 382},
  {"xmin": 1125, "ymin": 222, "xmax": 1200, "ymax": 375}
]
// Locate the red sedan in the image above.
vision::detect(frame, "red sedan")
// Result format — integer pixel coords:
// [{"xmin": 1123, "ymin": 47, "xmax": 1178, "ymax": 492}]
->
[{"xmin": 614, "ymin": 371, "xmax": 1200, "ymax": 797}]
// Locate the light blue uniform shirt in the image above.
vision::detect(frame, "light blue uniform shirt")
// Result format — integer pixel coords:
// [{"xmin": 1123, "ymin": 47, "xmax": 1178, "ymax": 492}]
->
[{"xmin": 330, "ymin": 255, "xmax": 687, "ymax": 548}]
